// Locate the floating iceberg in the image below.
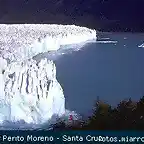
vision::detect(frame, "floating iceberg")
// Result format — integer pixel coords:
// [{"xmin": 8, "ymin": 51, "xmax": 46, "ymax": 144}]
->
[
  {"xmin": 0, "ymin": 24, "xmax": 96, "ymax": 127},
  {"xmin": 0, "ymin": 24, "xmax": 96, "ymax": 62}
]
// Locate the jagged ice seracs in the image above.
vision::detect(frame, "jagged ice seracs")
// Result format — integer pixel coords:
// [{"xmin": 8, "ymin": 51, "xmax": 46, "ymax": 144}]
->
[
  {"xmin": 0, "ymin": 24, "xmax": 96, "ymax": 62},
  {"xmin": 0, "ymin": 24, "xmax": 96, "ymax": 127}
]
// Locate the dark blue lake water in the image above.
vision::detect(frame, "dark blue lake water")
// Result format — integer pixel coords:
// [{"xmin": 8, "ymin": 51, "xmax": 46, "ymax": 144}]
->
[{"xmin": 55, "ymin": 32, "xmax": 144, "ymax": 116}]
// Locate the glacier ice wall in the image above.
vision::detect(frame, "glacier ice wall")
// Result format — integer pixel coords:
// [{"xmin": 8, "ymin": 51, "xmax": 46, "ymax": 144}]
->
[
  {"xmin": 0, "ymin": 24, "xmax": 96, "ymax": 63},
  {"xmin": 0, "ymin": 57, "xmax": 65, "ymax": 124},
  {"xmin": 0, "ymin": 24, "xmax": 96, "ymax": 126}
]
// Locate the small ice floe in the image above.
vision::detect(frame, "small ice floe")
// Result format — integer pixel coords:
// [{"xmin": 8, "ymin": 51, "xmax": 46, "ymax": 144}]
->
[
  {"xmin": 124, "ymin": 37, "xmax": 127, "ymax": 40},
  {"xmin": 138, "ymin": 43, "xmax": 144, "ymax": 48},
  {"xmin": 100, "ymin": 38, "xmax": 110, "ymax": 40},
  {"xmin": 96, "ymin": 41, "xmax": 117, "ymax": 44}
]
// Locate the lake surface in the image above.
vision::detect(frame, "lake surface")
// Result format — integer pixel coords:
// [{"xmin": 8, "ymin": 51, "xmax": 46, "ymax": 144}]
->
[{"xmin": 55, "ymin": 32, "xmax": 144, "ymax": 116}]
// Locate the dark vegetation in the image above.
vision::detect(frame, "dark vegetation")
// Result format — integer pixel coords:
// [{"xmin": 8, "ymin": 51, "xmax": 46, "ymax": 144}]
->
[
  {"xmin": 0, "ymin": 0, "xmax": 144, "ymax": 32},
  {"xmin": 53, "ymin": 96, "xmax": 144, "ymax": 130}
]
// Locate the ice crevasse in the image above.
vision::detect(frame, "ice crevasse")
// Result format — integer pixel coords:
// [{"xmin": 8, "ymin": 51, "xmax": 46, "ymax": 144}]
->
[{"xmin": 0, "ymin": 24, "xmax": 96, "ymax": 125}]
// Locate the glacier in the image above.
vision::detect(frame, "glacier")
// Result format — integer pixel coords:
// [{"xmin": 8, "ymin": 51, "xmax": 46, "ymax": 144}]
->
[{"xmin": 0, "ymin": 24, "xmax": 96, "ymax": 128}]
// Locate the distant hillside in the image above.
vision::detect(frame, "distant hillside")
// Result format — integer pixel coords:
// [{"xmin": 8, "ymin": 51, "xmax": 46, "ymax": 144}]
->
[{"xmin": 0, "ymin": 0, "xmax": 143, "ymax": 32}]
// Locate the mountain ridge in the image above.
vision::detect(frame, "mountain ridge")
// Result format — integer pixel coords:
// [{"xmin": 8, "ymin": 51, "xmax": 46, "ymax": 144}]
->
[{"xmin": 0, "ymin": 0, "xmax": 143, "ymax": 32}]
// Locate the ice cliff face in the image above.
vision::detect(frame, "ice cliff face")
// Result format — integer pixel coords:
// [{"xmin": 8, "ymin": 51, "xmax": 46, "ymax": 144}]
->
[{"xmin": 0, "ymin": 57, "xmax": 65, "ymax": 124}]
